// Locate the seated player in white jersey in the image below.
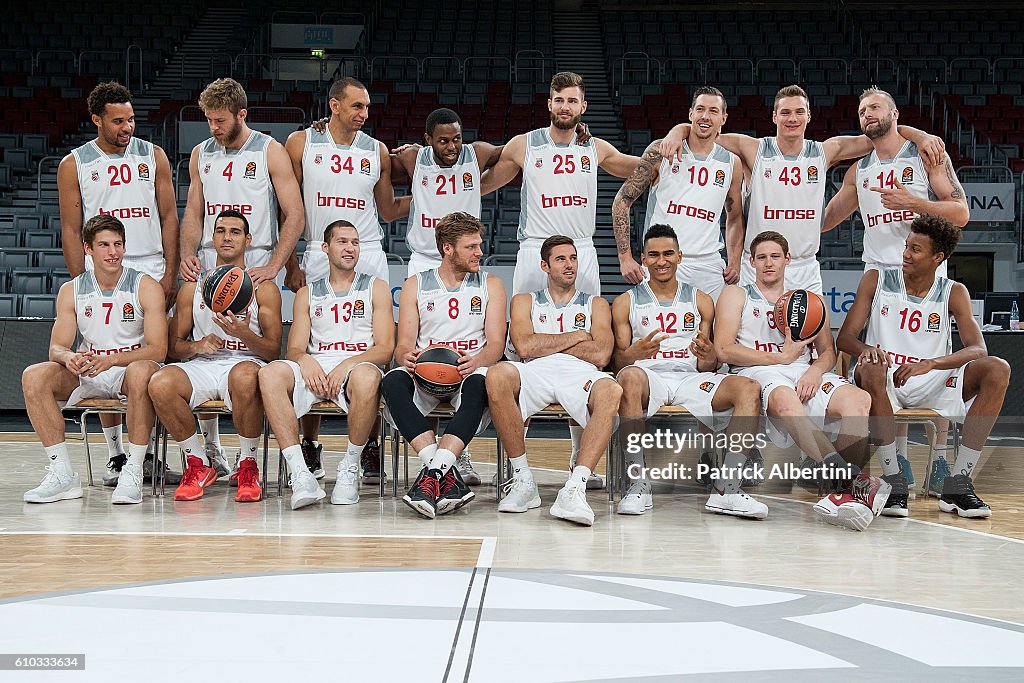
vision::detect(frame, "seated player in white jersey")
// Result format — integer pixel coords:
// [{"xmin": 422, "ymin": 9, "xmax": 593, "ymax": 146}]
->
[
  {"xmin": 179, "ymin": 77, "xmax": 304, "ymax": 288},
  {"xmin": 286, "ymin": 77, "xmax": 408, "ymax": 286},
  {"xmin": 382, "ymin": 212, "xmax": 507, "ymax": 519},
  {"xmin": 823, "ymin": 86, "xmax": 969, "ymax": 275},
  {"xmin": 660, "ymin": 85, "xmax": 944, "ymax": 293},
  {"xmin": 837, "ymin": 215, "xmax": 1009, "ymax": 519},
  {"xmin": 149, "ymin": 210, "xmax": 283, "ymax": 503},
  {"xmin": 392, "ymin": 108, "xmax": 505, "ymax": 276},
  {"xmin": 480, "ymin": 71, "xmax": 640, "ymax": 297},
  {"xmin": 21, "ymin": 215, "xmax": 166, "ymax": 505},
  {"xmin": 715, "ymin": 230, "xmax": 891, "ymax": 531},
  {"xmin": 612, "ymin": 87, "xmax": 745, "ymax": 299},
  {"xmin": 486, "ymin": 236, "xmax": 621, "ymax": 527},
  {"xmin": 612, "ymin": 225, "xmax": 767, "ymax": 519},
  {"xmin": 258, "ymin": 219, "xmax": 395, "ymax": 509}
]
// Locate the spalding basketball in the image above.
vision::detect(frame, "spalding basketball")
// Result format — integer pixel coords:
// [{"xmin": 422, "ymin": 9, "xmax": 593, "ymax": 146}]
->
[
  {"xmin": 202, "ymin": 264, "xmax": 254, "ymax": 315},
  {"xmin": 774, "ymin": 289, "xmax": 826, "ymax": 342},
  {"xmin": 414, "ymin": 345, "xmax": 463, "ymax": 397}
]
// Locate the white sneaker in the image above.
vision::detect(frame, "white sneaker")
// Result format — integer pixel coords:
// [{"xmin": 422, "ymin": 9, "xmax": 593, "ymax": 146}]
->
[
  {"xmin": 24, "ymin": 466, "xmax": 83, "ymax": 503},
  {"xmin": 331, "ymin": 463, "xmax": 360, "ymax": 505},
  {"xmin": 616, "ymin": 481, "xmax": 653, "ymax": 515},
  {"xmin": 569, "ymin": 453, "xmax": 604, "ymax": 490},
  {"xmin": 497, "ymin": 477, "xmax": 541, "ymax": 513},
  {"xmin": 207, "ymin": 444, "xmax": 230, "ymax": 477},
  {"xmin": 550, "ymin": 482, "xmax": 595, "ymax": 526},
  {"xmin": 704, "ymin": 489, "xmax": 768, "ymax": 519},
  {"xmin": 111, "ymin": 462, "xmax": 143, "ymax": 504},
  {"xmin": 290, "ymin": 469, "xmax": 326, "ymax": 510},
  {"xmin": 813, "ymin": 493, "xmax": 875, "ymax": 532},
  {"xmin": 455, "ymin": 451, "xmax": 481, "ymax": 486}
]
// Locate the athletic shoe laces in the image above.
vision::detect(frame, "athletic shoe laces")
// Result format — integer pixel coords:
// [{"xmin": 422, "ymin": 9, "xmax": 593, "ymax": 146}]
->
[{"xmin": 237, "ymin": 462, "xmax": 259, "ymax": 488}]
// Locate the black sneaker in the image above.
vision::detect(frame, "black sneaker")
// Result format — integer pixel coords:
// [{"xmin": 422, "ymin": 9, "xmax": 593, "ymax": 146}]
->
[
  {"xmin": 361, "ymin": 440, "xmax": 384, "ymax": 483},
  {"xmin": 880, "ymin": 473, "xmax": 909, "ymax": 518},
  {"xmin": 437, "ymin": 466, "xmax": 476, "ymax": 515},
  {"xmin": 697, "ymin": 451, "xmax": 716, "ymax": 489},
  {"xmin": 742, "ymin": 448, "xmax": 765, "ymax": 488},
  {"xmin": 403, "ymin": 468, "xmax": 441, "ymax": 519},
  {"xmin": 102, "ymin": 454, "xmax": 126, "ymax": 487},
  {"xmin": 938, "ymin": 474, "xmax": 992, "ymax": 518},
  {"xmin": 302, "ymin": 438, "xmax": 324, "ymax": 479},
  {"xmin": 143, "ymin": 453, "xmax": 182, "ymax": 486}
]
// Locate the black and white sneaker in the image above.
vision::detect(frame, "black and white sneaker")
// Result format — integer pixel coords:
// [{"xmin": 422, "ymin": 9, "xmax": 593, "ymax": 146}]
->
[
  {"xmin": 696, "ymin": 451, "xmax": 716, "ymax": 489},
  {"xmin": 939, "ymin": 474, "xmax": 992, "ymax": 518},
  {"xmin": 302, "ymin": 438, "xmax": 324, "ymax": 479},
  {"xmin": 102, "ymin": 454, "xmax": 126, "ymax": 487},
  {"xmin": 742, "ymin": 448, "xmax": 765, "ymax": 488},
  {"xmin": 143, "ymin": 453, "xmax": 182, "ymax": 485},
  {"xmin": 403, "ymin": 468, "xmax": 441, "ymax": 519},
  {"xmin": 880, "ymin": 473, "xmax": 910, "ymax": 518},
  {"xmin": 437, "ymin": 466, "xmax": 476, "ymax": 515},
  {"xmin": 361, "ymin": 440, "xmax": 384, "ymax": 483}
]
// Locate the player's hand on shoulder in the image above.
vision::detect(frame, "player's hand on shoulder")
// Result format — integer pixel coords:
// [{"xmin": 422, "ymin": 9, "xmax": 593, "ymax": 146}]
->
[
  {"xmin": 179, "ymin": 255, "xmax": 202, "ymax": 283},
  {"xmin": 574, "ymin": 122, "xmax": 591, "ymax": 144},
  {"xmin": 658, "ymin": 136, "xmax": 683, "ymax": 162},
  {"xmin": 391, "ymin": 142, "xmax": 422, "ymax": 155},
  {"xmin": 247, "ymin": 265, "xmax": 279, "ymax": 288},
  {"xmin": 310, "ymin": 117, "xmax": 329, "ymax": 134},
  {"xmin": 918, "ymin": 134, "xmax": 946, "ymax": 167}
]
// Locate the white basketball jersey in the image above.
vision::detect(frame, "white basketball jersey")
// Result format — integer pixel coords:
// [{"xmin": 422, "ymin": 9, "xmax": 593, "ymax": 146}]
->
[
  {"xmin": 865, "ymin": 269, "xmax": 952, "ymax": 366},
  {"xmin": 645, "ymin": 142, "xmax": 734, "ymax": 258},
  {"xmin": 72, "ymin": 138, "xmax": 162, "ymax": 258},
  {"xmin": 745, "ymin": 137, "xmax": 827, "ymax": 259},
  {"xmin": 73, "ymin": 267, "xmax": 146, "ymax": 355},
  {"xmin": 301, "ymin": 128, "xmax": 384, "ymax": 246},
  {"xmin": 408, "ymin": 144, "xmax": 482, "ymax": 259},
  {"xmin": 519, "ymin": 289, "xmax": 599, "ymax": 369},
  {"xmin": 196, "ymin": 131, "xmax": 278, "ymax": 253},
  {"xmin": 856, "ymin": 142, "xmax": 934, "ymax": 266},
  {"xmin": 190, "ymin": 272, "xmax": 262, "ymax": 360},
  {"xmin": 628, "ymin": 280, "xmax": 702, "ymax": 373},
  {"xmin": 306, "ymin": 274, "xmax": 377, "ymax": 361},
  {"xmin": 519, "ymin": 129, "xmax": 598, "ymax": 241},
  {"xmin": 415, "ymin": 269, "xmax": 489, "ymax": 357},
  {"xmin": 731, "ymin": 284, "xmax": 811, "ymax": 369}
]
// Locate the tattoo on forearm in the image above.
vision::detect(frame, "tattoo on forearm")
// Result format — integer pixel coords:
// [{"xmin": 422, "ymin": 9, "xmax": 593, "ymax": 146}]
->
[
  {"xmin": 612, "ymin": 145, "xmax": 660, "ymax": 254},
  {"xmin": 945, "ymin": 158, "xmax": 965, "ymax": 200}
]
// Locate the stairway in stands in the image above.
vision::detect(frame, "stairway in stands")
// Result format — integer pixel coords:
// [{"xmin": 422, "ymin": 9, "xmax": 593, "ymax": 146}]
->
[{"xmin": 552, "ymin": 3, "xmax": 631, "ymax": 300}]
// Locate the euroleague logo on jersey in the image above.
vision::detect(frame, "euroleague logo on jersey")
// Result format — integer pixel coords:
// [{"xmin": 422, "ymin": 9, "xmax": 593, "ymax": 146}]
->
[
  {"xmin": 353, "ymin": 299, "xmax": 365, "ymax": 317},
  {"xmin": 462, "ymin": 172, "xmax": 474, "ymax": 190},
  {"xmin": 902, "ymin": 166, "xmax": 914, "ymax": 183},
  {"xmin": 821, "ymin": 382, "xmax": 835, "ymax": 394},
  {"xmin": 714, "ymin": 169, "xmax": 726, "ymax": 187},
  {"xmin": 946, "ymin": 376, "xmax": 958, "ymax": 388},
  {"xmin": 360, "ymin": 158, "xmax": 371, "ymax": 175},
  {"xmin": 699, "ymin": 381, "xmax": 714, "ymax": 393},
  {"xmin": 122, "ymin": 303, "xmax": 135, "ymax": 321},
  {"xmin": 470, "ymin": 296, "xmax": 482, "ymax": 314},
  {"xmin": 928, "ymin": 312, "xmax": 941, "ymax": 330},
  {"xmin": 243, "ymin": 161, "xmax": 257, "ymax": 179},
  {"xmin": 807, "ymin": 165, "xmax": 819, "ymax": 183},
  {"xmin": 580, "ymin": 156, "xmax": 591, "ymax": 172},
  {"xmin": 683, "ymin": 312, "xmax": 696, "ymax": 329},
  {"xmin": 574, "ymin": 313, "xmax": 587, "ymax": 329},
  {"xmin": 137, "ymin": 163, "xmax": 150, "ymax": 180}
]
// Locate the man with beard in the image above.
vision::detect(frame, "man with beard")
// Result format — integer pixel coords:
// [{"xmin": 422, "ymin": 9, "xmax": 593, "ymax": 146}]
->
[
  {"xmin": 660, "ymin": 85, "xmax": 944, "ymax": 294},
  {"xmin": 612, "ymin": 86, "xmax": 745, "ymax": 299},
  {"xmin": 481, "ymin": 71, "xmax": 640, "ymax": 297}
]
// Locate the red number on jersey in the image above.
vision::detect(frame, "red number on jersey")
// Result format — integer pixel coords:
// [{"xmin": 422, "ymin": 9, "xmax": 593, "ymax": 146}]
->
[
  {"xmin": 876, "ymin": 170, "xmax": 897, "ymax": 189},
  {"xmin": 448, "ymin": 298, "xmax": 459, "ymax": 319},
  {"xmin": 108, "ymin": 164, "xmax": 131, "ymax": 186},
  {"xmin": 655, "ymin": 312, "xmax": 678, "ymax": 333},
  {"xmin": 102, "ymin": 302, "xmax": 113, "ymax": 325},
  {"xmin": 330, "ymin": 155, "xmax": 354, "ymax": 174},
  {"xmin": 687, "ymin": 166, "xmax": 709, "ymax": 186},
  {"xmin": 898, "ymin": 308, "xmax": 922, "ymax": 332},
  {"xmin": 435, "ymin": 174, "xmax": 456, "ymax": 195},
  {"xmin": 778, "ymin": 166, "xmax": 802, "ymax": 186},
  {"xmin": 553, "ymin": 154, "xmax": 576, "ymax": 174},
  {"xmin": 222, "ymin": 162, "xmax": 233, "ymax": 182}
]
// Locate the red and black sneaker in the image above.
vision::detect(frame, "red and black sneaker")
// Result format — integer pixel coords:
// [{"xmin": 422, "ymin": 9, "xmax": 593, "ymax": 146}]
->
[
  {"xmin": 437, "ymin": 466, "xmax": 476, "ymax": 515},
  {"xmin": 361, "ymin": 440, "xmax": 384, "ymax": 484},
  {"xmin": 234, "ymin": 458, "xmax": 262, "ymax": 503},
  {"xmin": 849, "ymin": 472, "xmax": 892, "ymax": 517},
  {"xmin": 403, "ymin": 468, "xmax": 441, "ymax": 519}
]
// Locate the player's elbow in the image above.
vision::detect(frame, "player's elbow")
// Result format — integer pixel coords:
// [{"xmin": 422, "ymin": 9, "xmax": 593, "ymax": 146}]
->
[{"xmin": 951, "ymin": 205, "xmax": 969, "ymax": 227}]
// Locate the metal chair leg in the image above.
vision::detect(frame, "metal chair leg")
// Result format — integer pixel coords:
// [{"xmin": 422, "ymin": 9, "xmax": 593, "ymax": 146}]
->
[
  {"xmin": 81, "ymin": 410, "xmax": 94, "ymax": 487},
  {"xmin": 391, "ymin": 426, "xmax": 400, "ymax": 497},
  {"xmin": 495, "ymin": 437, "xmax": 505, "ymax": 501},
  {"xmin": 379, "ymin": 415, "xmax": 387, "ymax": 499},
  {"xmin": 261, "ymin": 418, "xmax": 270, "ymax": 497}
]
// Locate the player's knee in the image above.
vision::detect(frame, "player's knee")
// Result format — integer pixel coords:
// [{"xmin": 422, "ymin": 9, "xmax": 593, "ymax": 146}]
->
[
  {"xmin": 21, "ymin": 362, "xmax": 54, "ymax": 393},
  {"xmin": 381, "ymin": 370, "xmax": 414, "ymax": 401},
  {"xmin": 257, "ymin": 363, "xmax": 284, "ymax": 390},
  {"xmin": 147, "ymin": 369, "xmax": 177, "ymax": 402},
  {"xmin": 617, "ymin": 367, "xmax": 646, "ymax": 398},
  {"xmin": 766, "ymin": 388, "xmax": 802, "ymax": 417},
  {"xmin": 349, "ymin": 364, "xmax": 382, "ymax": 394},
  {"xmin": 592, "ymin": 378, "xmax": 623, "ymax": 407},
  {"xmin": 124, "ymin": 361, "xmax": 157, "ymax": 391},
  {"xmin": 856, "ymin": 361, "xmax": 887, "ymax": 393},
  {"xmin": 734, "ymin": 377, "xmax": 761, "ymax": 413},
  {"xmin": 845, "ymin": 387, "xmax": 872, "ymax": 416},
  {"xmin": 228, "ymin": 364, "xmax": 260, "ymax": 394},
  {"xmin": 980, "ymin": 356, "xmax": 1011, "ymax": 387},
  {"xmin": 485, "ymin": 363, "xmax": 517, "ymax": 399}
]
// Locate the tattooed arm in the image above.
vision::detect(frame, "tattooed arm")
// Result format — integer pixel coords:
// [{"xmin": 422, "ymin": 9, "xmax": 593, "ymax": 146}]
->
[
  {"xmin": 919, "ymin": 155, "xmax": 970, "ymax": 227},
  {"xmin": 723, "ymin": 156, "xmax": 745, "ymax": 284},
  {"xmin": 612, "ymin": 141, "xmax": 662, "ymax": 285}
]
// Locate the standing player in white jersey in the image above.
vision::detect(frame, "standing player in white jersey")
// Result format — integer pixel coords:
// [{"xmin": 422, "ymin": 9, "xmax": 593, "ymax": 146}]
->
[
  {"xmin": 259, "ymin": 220, "xmax": 394, "ymax": 509},
  {"xmin": 612, "ymin": 225, "xmax": 767, "ymax": 519},
  {"xmin": 480, "ymin": 71, "xmax": 640, "ymax": 296},
  {"xmin": 612, "ymin": 87, "xmax": 745, "ymax": 299},
  {"xmin": 838, "ymin": 215, "xmax": 1009, "ymax": 518},
  {"xmin": 58, "ymin": 82, "xmax": 180, "ymax": 487},
  {"xmin": 660, "ymin": 85, "xmax": 945, "ymax": 293},
  {"xmin": 149, "ymin": 210, "xmax": 282, "ymax": 504},
  {"xmin": 179, "ymin": 78, "xmax": 305, "ymax": 288},
  {"xmin": 715, "ymin": 230, "xmax": 891, "ymax": 531},
  {"xmin": 382, "ymin": 212, "xmax": 507, "ymax": 519},
  {"xmin": 393, "ymin": 108, "xmax": 506, "ymax": 275},
  {"xmin": 21, "ymin": 215, "xmax": 166, "ymax": 505},
  {"xmin": 486, "ymin": 236, "xmax": 622, "ymax": 527},
  {"xmin": 285, "ymin": 77, "xmax": 408, "ymax": 285},
  {"xmin": 823, "ymin": 87, "xmax": 969, "ymax": 273}
]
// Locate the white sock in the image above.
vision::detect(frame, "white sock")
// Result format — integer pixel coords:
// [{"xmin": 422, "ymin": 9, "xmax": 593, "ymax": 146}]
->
[
  {"xmin": 344, "ymin": 441, "xmax": 365, "ymax": 468},
  {"xmin": 281, "ymin": 444, "xmax": 306, "ymax": 476},
  {"xmin": 568, "ymin": 465, "xmax": 591, "ymax": 487},
  {"xmin": 876, "ymin": 442, "xmax": 900, "ymax": 476},
  {"xmin": 932, "ymin": 444, "xmax": 948, "ymax": 462},
  {"xmin": 179, "ymin": 434, "xmax": 205, "ymax": 465},
  {"xmin": 199, "ymin": 419, "xmax": 220, "ymax": 448},
  {"xmin": 44, "ymin": 443, "xmax": 72, "ymax": 472},
  {"xmin": 102, "ymin": 424, "xmax": 122, "ymax": 458},
  {"xmin": 433, "ymin": 448, "xmax": 456, "ymax": 473},
  {"xmin": 510, "ymin": 454, "xmax": 533, "ymax": 482},
  {"xmin": 126, "ymin": 442, "xmax": 148, "ymax": 469},
  {"xmin": 569, "ymin": 424, "xmax": 583, "ymax": 457},
  {"xmin": 953, "ymin": 445, "xmax": 982, "ymax": 478},
  {"xmin": 715, "ymin": 450, "xmax": 747, "ymax": 494},
  {"xmin": 896, "ymin": 434, "xmax": 908, "ymax": 456},
  {"xmin": 238, "ymin": 435, "xmax": 260, "ymax": 463},
  {"xmin": 418, "ymin": 443, "xmax": 438, "ymax": 468}
]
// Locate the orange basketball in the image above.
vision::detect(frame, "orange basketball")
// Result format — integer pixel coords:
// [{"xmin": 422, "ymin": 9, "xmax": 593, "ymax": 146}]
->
[
  {"xmin": 414, "ymin": 345, "xmax": 463, "ymax": 397},
  {"xmin": 774, "ymin": 289, "xmax": 825, "ymax": 342},
  {"xmin": 202, "ymin": 264, "xmax": 254, "ymax": 315}
]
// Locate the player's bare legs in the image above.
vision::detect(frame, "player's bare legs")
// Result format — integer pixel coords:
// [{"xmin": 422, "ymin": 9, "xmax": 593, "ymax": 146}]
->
[
  {"xmin": 148, "ymin": 366, "xmax": 218, "ymax": 502},
  {"xmin": 226, "ymin": 362, "xmax": 264, "ymax": 502},
  {"xmin": 21, "ymin": 362, "xmax": 85, "ymax": 503}
]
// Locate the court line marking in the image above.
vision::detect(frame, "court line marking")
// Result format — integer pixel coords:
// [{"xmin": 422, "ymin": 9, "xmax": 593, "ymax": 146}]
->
[
  {"xmin": 0, "ymin": 530, "xmax": 496, "ymax": 542},
  {"xmin": 757, "ymin": 493, "xmax": 1024, "ymax": 545},
  {"xmin": 476, "ymin": 537, "xmax": 496, "ymax": 569}
]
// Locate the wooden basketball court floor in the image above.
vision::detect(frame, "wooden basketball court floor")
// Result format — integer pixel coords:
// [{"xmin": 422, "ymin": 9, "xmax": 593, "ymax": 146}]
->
[{"xmin": 2, "ymin": 430, "xmax": 1024, "ymax": 680}]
